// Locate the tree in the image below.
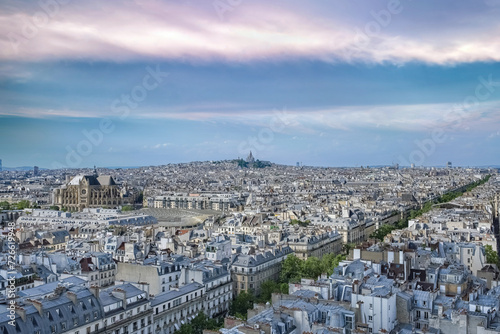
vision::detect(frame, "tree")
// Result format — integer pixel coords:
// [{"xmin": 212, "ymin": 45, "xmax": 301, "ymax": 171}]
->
[
  {"xmin": 121, "ymin": 205, "xmax": 134, "ymax": 211},
  {"xmin": 484, "ymin": 245, "xmax": 499, "ymax": 266},
  {"xmin": 176, "ymin": 312, "xmax": 220, "ymax": 334},
  {"xmin": 0, "ymin": 201, "xmax": 10, "ymax": 210},
  {"xmin": 279, "ymin": 283, "xmax": 289, "ymax": 294},
  {"xmin": 370, "ymin": 224, "xmax": 395, "ymax": 241},
  {"xmin": 341, "ymin": 243, "xmax": 355, "ymax": 256},
  {"xmin": 49, "ymin": 205, "xmax": 60, "ymax": 211},
  {"xmin": 321, "ymin": 253, "xmax": 346, "ymax": 276},
  {"xmin": 15, "ymin": 200, "xmax": 31, "ymax": 210},
  {"xmin": 303, "ymin": 257, "xmax": 323, "ymax": 279},
  {"xmin": 290, "ymin": 219, "xmax": 311, "ymax": 227},
  {"xmin": 280, "ymin": 254, "xmax": 304, "ymax": 283},
  {"xmin": 229, "ymin": 291, "xmax": 254, "ymax": 319},
  {"xmin": 176, "ymin": 324, "xmax": 194, "ymax": 334},
  {"xmin": 258, "ymin": 280, "xmax": 288, "ymax": 303}
]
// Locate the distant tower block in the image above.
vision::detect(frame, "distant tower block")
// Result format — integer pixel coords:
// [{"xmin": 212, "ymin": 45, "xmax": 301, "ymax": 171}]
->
[
  {"xmin": 33, "ymin": 166, "xmax": 39, "ymax": 176},
  {"xmin": 296, "ymin": 162, "xmax": 300, "ymax": 167},
  {"xmin": 0, "ymin": 159, "xmax": 2, "ymax": 171},
  {"xmin": 447, "ymin": 161, "xmax": 452, "ymax": 168}
]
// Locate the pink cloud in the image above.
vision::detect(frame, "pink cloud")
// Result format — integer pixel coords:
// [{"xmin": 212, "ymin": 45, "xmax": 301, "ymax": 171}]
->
[{"xmin": 1, "ymin": 0, "xmax": 500, "ymax": 64}]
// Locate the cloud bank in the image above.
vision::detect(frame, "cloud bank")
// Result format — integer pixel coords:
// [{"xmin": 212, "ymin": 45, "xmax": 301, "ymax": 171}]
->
[{"xmin": 1, "ymin": 0, "xmax": 500, "ymax": 64}]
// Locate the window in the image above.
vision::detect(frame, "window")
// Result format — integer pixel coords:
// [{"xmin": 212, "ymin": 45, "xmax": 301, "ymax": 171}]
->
[{"xmin": 368, "ymin": 316, "xmax": 373, "ymax": 321}]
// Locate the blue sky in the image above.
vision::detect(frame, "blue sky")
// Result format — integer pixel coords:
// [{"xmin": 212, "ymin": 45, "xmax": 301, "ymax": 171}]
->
[{"xmin": 1, "ymin": 0, "xmax": 500, "ymax": 168}]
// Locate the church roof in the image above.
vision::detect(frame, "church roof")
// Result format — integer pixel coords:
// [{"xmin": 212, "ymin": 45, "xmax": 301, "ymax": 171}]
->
[
  {"xmin": 97, "ymin": 175, "xmax": 117, "ymax": 186},
  {"xmin": 68, "ymin": 174, "xmax": 117, "ymax": 186}
]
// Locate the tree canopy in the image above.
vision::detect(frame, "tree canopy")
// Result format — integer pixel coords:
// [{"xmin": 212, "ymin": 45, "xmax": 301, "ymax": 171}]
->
[
  {"xmin": 280, "ymin": 253, "xmax": 346, "ymax": 283},
  {"xmin": 485, "ymin": 245, "xmax": 499, "ymax": 266},
  {"xmin": 175, "ymin": 312, "xmax": 220, "ymax": 334},
  {"xmin": 229, "ymin": 291, "xmax": 254, "ymax": 320}
]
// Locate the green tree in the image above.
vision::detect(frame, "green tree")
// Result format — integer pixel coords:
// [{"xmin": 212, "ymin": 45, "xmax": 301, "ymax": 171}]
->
[
  {"xmin": 0, "ymin": 201, "xmax": 10, "ymax": 210},
  {"xmin": 229, "ymin": 291, "xmax": 254, "ymax": 319},
  {"xmin": 290, "ymin": 219, "xmax": 310, "ymax": 227},
  {"xmin": 303, "ymin": 257, "xmax": 323, "ymax": 279},
  {"xmin": 121, "ymin": 205, "xmax": 134, "ymax": 211},
  {"xmin": 258, "ymin": 280, "xmax": 280, "ymax": 303},
  {"xmin": 15, "ymin": 200, "xmax": 31, "ymax": 210},
  {"xmin": 49, "ymin": 205, "xmax": 60, "ymax": 211},
  {"xmin": 280, "ymin": 254, "xmax": 304, "ymax": 283},
  {"xmin": 485, "ymin": 245, "xmax": 499, "ymax": 266},
  {"xmin": 175, "ymin": 324, "xmax": 194, "ymax": 334},
  {"xmin": 176, "ymin": 312, "xmax": 220, "ymax": 334},
  {"xmin": 279, "ymin": 283, "xmax": 289, "ymax": 294},
  {"xmin": 341, "ymin": 243, "xmax": 356, "ymax": 256},
  {"xmin": 321, "ymin": 253, "xmax": 346, "ymax": 276},
  {"xmin": 370, "ymin": 224, "xmax": 395, "ymax": 241}
]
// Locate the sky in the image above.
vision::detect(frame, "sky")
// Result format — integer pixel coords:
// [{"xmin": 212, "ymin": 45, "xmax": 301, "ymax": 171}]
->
[{"xmin": 1, "ymin": 0, "xmax": 500, "ymax": 168}]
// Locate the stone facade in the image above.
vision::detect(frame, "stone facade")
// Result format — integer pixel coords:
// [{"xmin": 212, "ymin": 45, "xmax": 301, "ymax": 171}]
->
[{"xmin": 53, "ymin": 168, "xmax": 123, "ymax": 211}]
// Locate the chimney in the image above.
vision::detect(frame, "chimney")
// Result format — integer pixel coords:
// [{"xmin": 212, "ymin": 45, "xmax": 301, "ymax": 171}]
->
[
  {"xmin": 66, "ymin": 291, "xmax": 78, "ymax": 305},
  {"xmin": 30, "ymin": 299, "xmax": 44, "ymax": 316},
  {"xmin": 353, "ymin": 280, "xmax": 360, "ymax": 294},
  {"xmin": 111, "ymin": 288, "xmax": 127, "ymax": 309},
  {"xmin": 54, "ymin": 285, "xmax": 66, "ymax": 297},
  {"xmin": 89, "ymin": 285, "xmax": 100, "ymax": 299},
  {"xmin": 15, "ymin": 306, "xmax": 27, "ymax": 322}
]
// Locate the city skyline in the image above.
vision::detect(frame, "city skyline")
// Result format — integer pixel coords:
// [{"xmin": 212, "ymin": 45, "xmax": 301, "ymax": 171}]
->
[{"xmin": 1, "ymin": 0, "xmax": 500, "ymax": 168}]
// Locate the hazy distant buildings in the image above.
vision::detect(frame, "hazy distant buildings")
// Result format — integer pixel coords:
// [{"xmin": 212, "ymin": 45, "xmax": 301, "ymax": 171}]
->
[
  {"xmin": 52, "ymin": 167, "xmax": 123, "ymax": 211},
  {"xmin": 246, "ymin": 151, "xmax": 255, "ymax": 164},
  {"xmin": 33, "ymin": 165, "xmax": 39, "ymax": 176}
]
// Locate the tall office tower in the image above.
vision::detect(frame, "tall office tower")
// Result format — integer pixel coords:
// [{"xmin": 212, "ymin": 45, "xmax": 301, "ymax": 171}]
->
[
  {"xmin": 33, "ymin": 166, "xmax": 39, "ymax": 176},
  {"xmin": 0, "ymin": 159, "xmax": 2, "ymax": 171},
  {"xmin": 447, "ymin": 161, "xmax": 452, "ymax": 168}
]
